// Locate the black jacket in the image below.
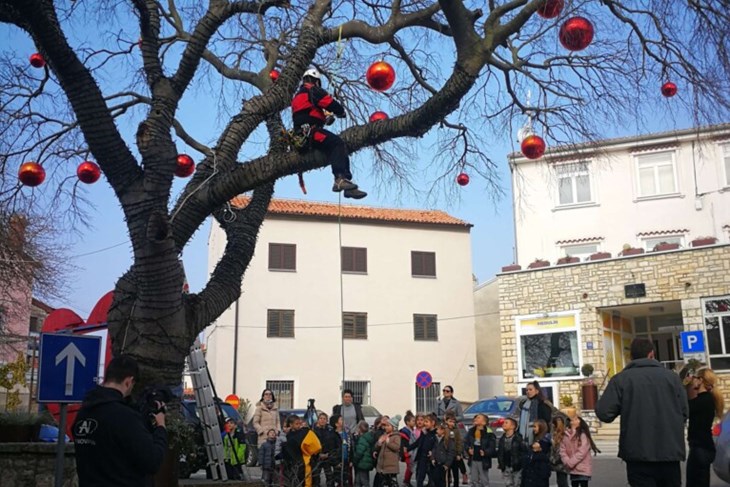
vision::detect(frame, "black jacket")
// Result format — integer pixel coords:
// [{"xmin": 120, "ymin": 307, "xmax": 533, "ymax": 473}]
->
[
  {"xmin": 517, "ymin": 396, "xmax": 553, "ymax": 425},
  {"xmin": 521, "ymin": 435, "xmax": 552, "ymax": 487},
  {"xmin": 313, "ymin": 425, "xmax": 341, "ymax": 464},
  {"xmin": 596, "ymin": 358, "xmax": 688, "ymax": 462},
  {"xmin": 464, "ymin": 426, "xmax": 497, "ymax": 468},
  {"xmin": 497, "ymin": 432, "xmax": 526, "ymax": 472},
  {"xmin": 72, "ymin": 386, "xmax": 167, "ymax": 487},
  {"xmin": 431, "ymin": 435, "xmax": 456, "ymax": 467},
  {"xmin": 332, "ymin": 403, "xmax": 364, "ymax": 423},
  {"xmin": 408, "ymin": 429, "xmax": 438, "ymax": 464}
]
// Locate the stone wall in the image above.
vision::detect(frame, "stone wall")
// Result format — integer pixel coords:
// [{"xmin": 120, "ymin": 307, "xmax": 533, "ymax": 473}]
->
[
  {"xmin": 498, "ymin": 244, "xmax": 730, "ymax": 405},
  {"xmin": 0, "ymin": 443, "xmax": 77, "ymax": 487}
]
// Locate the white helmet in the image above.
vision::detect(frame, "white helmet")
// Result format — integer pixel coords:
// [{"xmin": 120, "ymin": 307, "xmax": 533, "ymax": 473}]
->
[{"xmin": 303, "ymin": 68, "xmax": 321, "ymax": 80}]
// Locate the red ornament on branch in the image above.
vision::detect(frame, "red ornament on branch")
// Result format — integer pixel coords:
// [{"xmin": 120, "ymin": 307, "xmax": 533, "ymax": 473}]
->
[
  {"xmin": 366, "ymin": 61, "xmax": 396, "ymax": 92},
  {"xmin": 175, "ymin": 154, "xmax": 195, "ymax": 178},
  {"xmin": 29, "ymin": 53, "xmax": 45, "ymax": 69},
  {"xmin": 661, "ymin": 81, "xmax": 677, "ymax": 97},
  {"xmin": 369, "ymin": 111, "xmax": 388, "ymax": 122},
  {"xmin": 559, "ymin": 17, "xmax": 594, "ymax": 51},
  {"xmin": 77, "ymin": 161, "xmax": 101, "ymax": 184},
  {"xmin": 18, "ymin": 162, "xmax": 46, "ymax": 187},
  {"xmin": 521, "ymin": 135, "xmax": 546, "ymax": 160},
  {"xmin": 270, "ymin": 69, "xmax": 280, "ymax": 82},
  {"xmin": 456, "ymin": 173, "xmax": 470, "ymax": 186},
  {"xmin": 537, "ymin": 0, "xmax": 564, "ymax": 19}
]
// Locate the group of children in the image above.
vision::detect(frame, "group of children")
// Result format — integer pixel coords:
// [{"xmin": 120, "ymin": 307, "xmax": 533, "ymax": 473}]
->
[{"xmin": 241, "ymin": 409, "xmax": 599, "ymax": 487}]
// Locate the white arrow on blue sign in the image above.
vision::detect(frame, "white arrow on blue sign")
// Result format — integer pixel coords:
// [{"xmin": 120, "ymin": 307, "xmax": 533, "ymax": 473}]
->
[
  {"xmin": 680, "ymin": 330, "xmax": 706, "ymax": 355},
  {"xmin": 38, "ymin": 333, "xmax": 101, "ymax": 403}
]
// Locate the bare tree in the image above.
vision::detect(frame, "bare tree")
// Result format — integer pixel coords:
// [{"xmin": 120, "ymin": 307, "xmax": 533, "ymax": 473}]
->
[{"xmin": 0, "ymin": 0, "xmax": 728, "ymax": 388}]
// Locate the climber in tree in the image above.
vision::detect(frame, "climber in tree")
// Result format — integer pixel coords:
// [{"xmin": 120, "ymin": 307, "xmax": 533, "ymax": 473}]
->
[{"xmin": 291, "ymin": 67, "xmax": 367, "ymax": 199}]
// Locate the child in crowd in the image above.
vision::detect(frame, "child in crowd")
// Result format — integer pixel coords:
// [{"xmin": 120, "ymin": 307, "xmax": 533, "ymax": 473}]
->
[
  {"xmin": 444, "ymin": 412, "xmax": 467, "ymax": 487},
  {"xmin": 550, "ymin": 415, "xmax": 569, "ymax": 487},
  {"xmin": 376, "ymin": 415, "xmax": 402, "ymax": 487},
  {"xmin": 521, "ymin": 420, "xmax": 551, "ymax": 487},
  {"xmin": 275, "ymin": 419, "xmax": 291, "ymax": 487},
  {"xmin": 496, "ymin": 417, "xmax": 525, "ymax": 487},
  {"xmin": 559, "ymin": 416, "xmax": 600, "ymax": 487},
  {"xmin": 464, "ymin": 413, "xmax": 496, "ymax": 487},
  {"xmin": 222, "ymin": 417, "xmax": 246, "ymax": 480},
  {"xmin": 332, "ymin": 414, "xmax": 353, "ymax": 487},
  {"xmin": 353, "ymin": 420, "xmax": 375, "ymax": 487},
  {"xmin": 313, "ymin": 412, "xmax": 339, "ymax": 487},
  {"xmin": 284, "ymin": 415, "xmax": 322, "ymax": 487},
  {"xmin": 400, "ymin": 411, "xmax": 417, "ymax": 487},
  {"xmin": 260, "ymin": 429, "xmax": 278, "ymax": 487},
  {"xmin": 431, "ymin": 422, "xmax": 456, "ymax": 487},
  {"xmin": 409, "ymin": 413, "xmax": 438, "ymax": 487}
]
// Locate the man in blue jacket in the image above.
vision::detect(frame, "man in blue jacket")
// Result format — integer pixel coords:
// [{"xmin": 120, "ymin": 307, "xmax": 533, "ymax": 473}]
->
[
  {"xmin": 73, "ymin": 355, "xmax": 168, "ymax": 486},
  {"xmin": 596, "ymin": 338, "xmax": 688, "ymax": 487}
]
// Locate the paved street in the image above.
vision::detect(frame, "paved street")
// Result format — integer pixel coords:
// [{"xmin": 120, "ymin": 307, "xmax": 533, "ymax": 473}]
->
[{"xmin": 192, "ymin": 455, "xmax": 730, "ymax": 486}]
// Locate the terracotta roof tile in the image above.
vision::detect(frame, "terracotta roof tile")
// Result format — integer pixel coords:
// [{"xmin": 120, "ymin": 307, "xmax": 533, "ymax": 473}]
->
[
  {"xmin": 230, "ymin": 197, "xmax": 471, "ymax": 228},
  {"xmin": 637, "ymin": 229, "xmax": 689, "ymax": 237},
  {"xmin": 556, "ymin": 237, "xmax": 603, "ymax": 245}
]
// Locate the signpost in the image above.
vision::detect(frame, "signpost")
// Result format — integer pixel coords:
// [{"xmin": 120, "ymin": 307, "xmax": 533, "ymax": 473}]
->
[
  {"xmin": 38, "ymin": 333, "xmax": 101, "ymax": 487},
  {"xmin": 416, "ymin": 370, "xmax": 433, "ymax": 389}
]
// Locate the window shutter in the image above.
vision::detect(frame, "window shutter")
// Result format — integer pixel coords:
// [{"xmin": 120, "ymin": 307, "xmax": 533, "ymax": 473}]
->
[
  {"xmin": 283, "ymin": 245, "xmax": 296, "ymax": 270},
  {"xmin": 267, "ymin": 310, "xmax": 279, "ymax": 337},
  {"xmin": 411, "ymin": 252, "xmax": 422, "ymax": 275},
  {"xmin": 424, "ymin": 253, "xmax": 436, "ymax": 276},
  {"xmin": 269, "ymin": 244, "xmax": 281, "ymax": 269},
  {"xmin": 355, "ymin": 248, "xmax": 367, "ymax": 272},
  {"xmin": 282, "ymin": 310, "xmax": 294, "ymax": 338},
  {"xmin": 342, "ymin": 248, "xmax": 354, "ymax": 272},
  {"xmin": 414, "ymin": 315, "xmax": 425, "ymax": 340},
  {"xmin": 427, "ymin": 315, "xmax": 438, "ymax": 340},
  {"xmin": 343, "ymin": 312, "xmax": 366, "ymax": 339}
]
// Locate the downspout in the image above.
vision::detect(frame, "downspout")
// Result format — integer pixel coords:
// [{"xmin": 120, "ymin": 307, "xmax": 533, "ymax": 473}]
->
[
  {"xmin": 232, "ymin": 298, "xmax": 239, "ymax": 395},
  {"xmin": 509, "ymin": 159, "xmax": 519, "ymax": 264}
]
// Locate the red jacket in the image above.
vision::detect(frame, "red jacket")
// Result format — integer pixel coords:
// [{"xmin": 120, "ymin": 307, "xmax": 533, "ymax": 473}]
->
[{"xmin": 291, "ymin": 83, "xmax": 344, "ymax": 128}]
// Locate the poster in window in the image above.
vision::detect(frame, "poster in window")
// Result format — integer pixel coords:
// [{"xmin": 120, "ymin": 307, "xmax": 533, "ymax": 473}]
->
[{"xmin": 520, "ymin": 331, "xmax": 580, "ymax": 378}]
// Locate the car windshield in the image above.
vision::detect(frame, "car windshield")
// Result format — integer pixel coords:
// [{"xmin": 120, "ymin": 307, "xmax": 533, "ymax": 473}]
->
[
  {"xmin": 465, "ymin": 399, "xmax": 514, "ymax": 415},
  {"xmin": 361, "ymin": 405, "xmax": 380, "ymax": 416}
]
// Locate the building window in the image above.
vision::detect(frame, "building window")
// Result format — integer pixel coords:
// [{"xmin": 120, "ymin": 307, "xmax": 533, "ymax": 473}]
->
[
  {"xmin": 555, "ymin": 162, "xmax": 592, "ymax": 206},
  {"xmin": 635, "ymin": 151, "xmax": 677, "ymax": 197},
  {"xmin": 266, "ymin": 380, "xmax": 294, "ymax": 409},
  {"xmin": 642, "ymin": 235, "xmax": 684, "ymax": 251},
  {"xmin": 29, "ymin": 316, "xmax": 41, "ymax": 334},
  {"xmin": 342, "ymin": 380, "xmax": 371, "ymax": 405},
  {"xmin": 341, "ymin": 247, "xmax": 367, "ymax": 273},
  {"xmin": 723, "ymin": 143, "xmax": 730, "ymax": 188},
  {"xmin": 560, "ymin": 243, "xmax": 599, "ymax": 261},
  {"xmin": 343, "ymin": 312, "xmax": 368, "ymax": 339},
  {"xmin": 414, "ymin": 314, "xmax": 438, "ymax": 341},
  {"xmin": 704, "ymin": 296, "xmax": 730, "ymax": 370},
  {"xmin": 516, "ymin": 312, "xmax": 582, "ymax": 379},
  {"xmin": 267, "ymin": 309, "xmax": 295, "ymax": 338},
  {"xmin": 269, "ymin": 243, "xmax": 296, "ymax": 271},
  {"xmin": 415, "ymin": 382, "xmax": 440, "ymax": 414},
  {"xmin": 411, "ymin": 251, "xmax": 436, "ymax": 277}
]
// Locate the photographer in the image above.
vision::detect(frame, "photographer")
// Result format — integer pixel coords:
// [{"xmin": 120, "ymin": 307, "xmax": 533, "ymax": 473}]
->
[{"xmin": 73, "ymin": 355, "xmax": 168, "ymax": 487}]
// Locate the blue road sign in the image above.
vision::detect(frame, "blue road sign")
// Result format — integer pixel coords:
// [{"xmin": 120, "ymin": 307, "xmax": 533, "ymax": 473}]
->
[
  {"xmin": 416, "ymin": 370, "xmax": 433, "ymax": 389},
  {"xmin": 680, "ymin": 331, "xmax": 706, "ymax": 355},
  {"xmin": 38, "ymin": 333, "xmax": 101, "ymax": 403}
]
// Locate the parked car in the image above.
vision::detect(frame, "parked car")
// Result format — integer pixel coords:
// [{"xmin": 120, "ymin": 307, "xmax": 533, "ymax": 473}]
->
[
  {"xmin": 180, "ymin": 397, "xmax": 251, "ymax": 477},
  {"xmin": 361, "ymin": 405, "xmax": 382, "ymax": 428},
  {"xmin": 461, "ymin": 396, "xmax": 519, "ymax": 437}
]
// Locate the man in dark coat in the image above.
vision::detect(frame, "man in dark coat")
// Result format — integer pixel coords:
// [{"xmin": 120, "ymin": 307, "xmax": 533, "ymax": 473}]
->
[
  {"xmin": 73, "ymin": 355, "xmax": 167, "ymax": 487},
  {"xmin": 596, "ymin": 338, "xmax": 688, "ymax": 487},
  {"xmin": 332, "ymin": 389, "xmax": 365, "ymax": 435}
]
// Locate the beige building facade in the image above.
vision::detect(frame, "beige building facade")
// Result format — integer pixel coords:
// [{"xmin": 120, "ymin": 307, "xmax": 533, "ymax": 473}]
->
[{"xmin": 206, "ymin": 198, "xmax": 479, "ymax": 418}]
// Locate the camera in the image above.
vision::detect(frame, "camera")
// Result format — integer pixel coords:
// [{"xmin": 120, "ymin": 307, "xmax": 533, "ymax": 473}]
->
[
  {"xmin": 307, "ymin": 398, "xmax": 316, "ymax": 409},
  {"xmin": 139, "ymin": 386, "xmax": 173, "ymax": 417}
]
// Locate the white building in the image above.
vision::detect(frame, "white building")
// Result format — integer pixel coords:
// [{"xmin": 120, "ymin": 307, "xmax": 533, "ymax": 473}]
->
[
  {"xmin": 511, "ymin": 124, "xmax": 730, "ymax": 265},
  {"xmin": 206, "ymin": 198, "xmax": 479, "ymax": 418}
]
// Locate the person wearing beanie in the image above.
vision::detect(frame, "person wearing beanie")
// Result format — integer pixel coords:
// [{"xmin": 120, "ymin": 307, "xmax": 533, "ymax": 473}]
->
[{"xmin": 376, "ymin": 415, "xmax": 402, "ymax": 487}]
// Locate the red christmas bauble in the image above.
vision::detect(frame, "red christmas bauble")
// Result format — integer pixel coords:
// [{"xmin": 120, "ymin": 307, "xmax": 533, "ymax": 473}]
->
[
  {"xmin": 559, "ymin": 17, "xmax": 594, "ymax": 51},
  {"xmin": 29, "ymin": 53, "xmax": 45, "ymax": 69},
  {"xmin": 369, "ymin": 111, "xmax": 389, "ymax": 122},
  {"xmin": 661, "ymin": 81, "xmax": 677, "ymax": 97},
  {"xmin": 270, "ymin": 69, "xmax": 280, "ymax": 81},
  {"xmin": 18, "ymin": 162, "xmax": 46, "ymax": 187},
  {"xmin": 366, "ymin": 61, "xmax": 396, "ymax": 92},
  {"xmin": 456, "ymin": 173, "xmax": 470, "ymax": 186},
  {"xmin": 537, "ymin": 0, "xmax": 564, "ymax": 19},
  {"xmin": 77, "ymin": 161, "xmax": 101, "ymax": 184},
  {"xmin": 521, "ymin": 135, "xmax": 546, "ymax": 159},
  {"xmin": 175, "ymin": 154, "xmax": 195, "ymax": 178}
]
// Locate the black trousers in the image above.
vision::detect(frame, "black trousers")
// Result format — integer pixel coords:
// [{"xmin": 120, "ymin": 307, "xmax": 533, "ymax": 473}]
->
[
  {"xmin": 449, "ymin": 458, "xmax": 466, "ymax": 486},
  {"xmin": 686, "ymin": 446, "xmax": 716, "ymax": 487},
  {"xmin": 625, "ymin": 461, "xmax": 681, "ymax": 487},
  {"xmin": 431, "ymin": 464, "xmax": 448, "ymax": 487},
  {"xmin": 416, "ymin": 460, "xmax": 430, "ymax": 487},
  {"xmin": 311, "ymin": 128, "xmax": 351, "ymax": 179}
]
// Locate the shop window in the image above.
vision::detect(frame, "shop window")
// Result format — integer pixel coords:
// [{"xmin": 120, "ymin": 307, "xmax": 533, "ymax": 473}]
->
[
  {"xmin": 704, "ymin": 297, "xmax": 730, "ymax": 370},
  {"xmin": 517, "ymin": 312, "xmax": 582, "ymax": 380}
]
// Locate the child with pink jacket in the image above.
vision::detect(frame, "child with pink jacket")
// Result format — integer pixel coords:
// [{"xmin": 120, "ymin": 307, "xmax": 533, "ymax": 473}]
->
[{"xmin": 559, "ymin": 416, "xmax": 600, "ymax": 487}]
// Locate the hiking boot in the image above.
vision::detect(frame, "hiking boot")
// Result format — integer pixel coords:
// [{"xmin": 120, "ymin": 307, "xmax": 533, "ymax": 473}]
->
[
  {"xmin": 344, "ymin": 188, "xmax": 367, "ymax": 199},
  {"xmin": 332, "ymin": 177, "xmax": 358, "ymax": 192}
]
